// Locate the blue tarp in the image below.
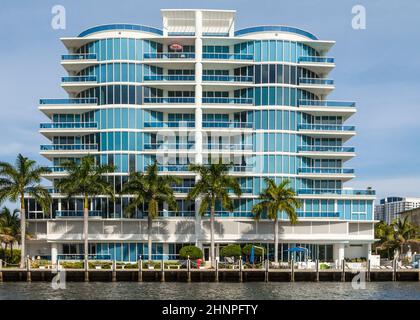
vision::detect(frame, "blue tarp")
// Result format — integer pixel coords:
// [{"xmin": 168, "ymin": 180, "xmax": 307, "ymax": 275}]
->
[
  {"xmin": 250, "ymin": 246, "xmax": 255, "ymax": 264},
  {"xmin": 287, "ymin": 247, "xmax": 306, "ymax": 252}
]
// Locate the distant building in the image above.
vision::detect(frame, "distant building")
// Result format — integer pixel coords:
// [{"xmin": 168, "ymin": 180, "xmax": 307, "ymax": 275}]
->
[
  {"xmin": 399, "ymin": 207, "xmax": 420, "ymax": 228},
  {"xmin": 375, "ymin": 197, "xmax": 420, "ymax": 224}
]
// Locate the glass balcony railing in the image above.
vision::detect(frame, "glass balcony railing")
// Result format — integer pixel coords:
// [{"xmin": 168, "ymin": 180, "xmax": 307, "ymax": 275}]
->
[
  {"xmin": 157, "ymin": 164, "xmax": 190, "ymax": 172},
  {"xmin": 298, "ymin": 168, "xmax": 355, "ymax": 174},
  {"xmin": 39, "ymin": 98, "xmax": 98, "ymax": 105},
  {"xmin": 202, "ymin": 53, "xmax": 254, "ymax": 60},
  {"xmin": 45, "ymin": 166, "xmax": 66, "ymax": 173},
  {"xmin": 298, "ymin": 146, "xmax": 355, "ymax": 153},
  {"xmin": 144, "ymin": 121, "xmax": 195, "ymax": 128},
  {"xmin": 204, "ymin": 211, "xmax": 254, "ymax": 218},
  {"xmin": 143, "ymin": 52, "xmax": 195, "ymax": 59},
  {"xmin": 144, "ymin": 143, "xmax": 194, "ymax": 150},
  {"xmin": 158, "ymin": 211, "xmax": 195, "ymax": 217},
  {"xmin": 203, "ymin": 121, "xmax": 253, "ymax": 129},
  {"xmin": 56, "ymin": 210, "xmax": 103, "ymax": 218},
  {"xmin": 299, "ymin": 78, "xmax": 334, "ymax": 85},
  {"xmin": 202, "ymin": 75, "xmax": 253, "ymax": 82},
  {"xmin": 40, "ymin": 144, "xmax": 98, "ymax": 151},
  {"xmin": 143, "ymin": 75, "xmax": 195, "ymax": 81},
  {"xmin": 61, "ymin": 53, "xmax": 97, "ymax": 61},
  {"xmin": 299, "ymin": 100, "xmax": 356, "ymax": 107},
  {"xmin": 40, "ymin": 122, "xmax": 98, "ymax": 129},
  {"xmin": 298, "ymin": 56, "xmax": 335, "ymax": 63},
  {"xmin": 144, "ymin": 97, "xmax": 195, "ymax": 104},
  {"xmin": 61, "ymin": 76, "xmax": 97, "ymax": 83},
  {"xmin": 57, "ymin": 254, "xmax": 111, "ymax": 260},
  {"xmin": 298, "ymin": 189, "xmax": 376, "ymax": 196},
  {"xmin": 203, "ymin": 143, "xmax": 253, "ymax": 151},
  {"xmin": 231, "ymin": 165, "xmax": 253, "ymax": 172},
  {"xmin": 298, "ymin": 124, "xmax": 356, "ymax": 131},
  {"xmin": 171, "ymin": 186, "xmax": 193, "ymax": 193},
  {"xmin": 202, "ymin": 97, "xmax": 253, "ymax": 105},
  {"xmin": 297, "ymin": 211, "xmax": 340, "ymax": 218}
]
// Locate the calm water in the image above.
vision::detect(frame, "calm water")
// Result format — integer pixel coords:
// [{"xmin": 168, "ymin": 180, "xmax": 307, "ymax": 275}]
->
[{"xmin": 0, "ymin": 282, "xmax": 420, "ymax": 300}]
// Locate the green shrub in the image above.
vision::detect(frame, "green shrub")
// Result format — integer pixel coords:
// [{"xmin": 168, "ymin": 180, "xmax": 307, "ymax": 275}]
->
[
  {"xmin": 89, "ymin": 261, "xmax": 112, "ymax": 269},
  {"xmin": 0, "ymin": 248, "xmax": 21, "ymax": 265},
  {"xmin": 320, "ymin": 263, "xmax": 330, "ymax": 270},
  {"xmin": 60, "ymin": 261, "xmax": 84, "ymax": 269},
  {"xmin": 242, "ymin": 244, "xmax": 264, "ymax": 257},
  {"xmin": 179, "ymin": 246, "xmax": 203, "ymax": 260},
  {"xmin": 220, "ymin": 244, "xmax": 242, "ymax": 258}
]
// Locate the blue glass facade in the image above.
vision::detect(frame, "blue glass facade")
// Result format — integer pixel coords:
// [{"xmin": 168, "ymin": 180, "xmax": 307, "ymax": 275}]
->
[{"xmin": 31, "ymin": 11, "xmax": 375, "ymax": 262}]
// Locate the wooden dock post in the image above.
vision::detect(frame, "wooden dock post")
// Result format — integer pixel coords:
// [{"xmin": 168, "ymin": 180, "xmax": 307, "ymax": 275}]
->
[
  {"xmin": 392, "ymin": 259, "xmax": 397, "ymax": 281},
  {"xmin": 239, "ymin": 258, "xmax": 243, "ymax": 282},
  {"xmin": 112, "ymin": 260, "xmax": 117, "ymax": 282},
  {"xmin": 84, "ymin": 258, "xmax": 89, "ymax": 282},
  {"xmin": 26, "ymin": 257, "xmax": 31, "ymax": 282},
  {"xmin": 0, "ymin": 259, "xmax": 3, "ymax": 282},
  {"xmin": 291, "ymin": 259, "xmax": 295, "ymax": 282},
  {"xmin": 367, "ymin": 260, "xmax": 371, "ymax": 282},
  {"xmin": 138, "ymin": 258, "xmax": 143, "ymax": 282},
  {"xmin": 215, "ymin": 258, "xmax": 219, "ymax": 282},
  {"xmin": 341, "ymin": 259, "xmax": 345, "ymax": 282},
  {"xmin": 264, "ymin": 259, "xmax": 269, "ymax": 282},
  {"xmin": 315, "ymin": 259, "xmax": 319, "ymax": 282},
  {"xmin": 187, "ymin": 256, "xmax": 191, "ymax": 282},
  {"xmin": 160, "ymin": 258, "xmax": 165, "ymax": 282}
]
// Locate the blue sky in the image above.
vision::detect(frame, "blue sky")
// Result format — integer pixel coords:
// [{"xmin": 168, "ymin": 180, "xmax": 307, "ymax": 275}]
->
[{"xmin": 0, "ymin": 0, "xmax": 419, "ymax": 203}]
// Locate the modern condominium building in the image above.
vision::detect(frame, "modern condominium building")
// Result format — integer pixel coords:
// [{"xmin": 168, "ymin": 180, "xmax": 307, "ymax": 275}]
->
[
  {"xmin": 28, "ymin": 9, "xmax": 376, "ymax": 264},
  {"xmin": 375, "ymin": 197, "xmax": 420, "ymax": 224}
]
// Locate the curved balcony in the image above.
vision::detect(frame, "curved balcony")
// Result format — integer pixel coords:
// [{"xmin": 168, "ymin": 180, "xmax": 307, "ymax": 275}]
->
[
  {"xmin": 144, "ymin": 52, "xmax": 195, "ymax": 59},
  {"xmin": 202, "ymin": 97, "xmax": 253, "ymax": 106},
  {"xmin": 39, "ymin": 122, "xmax": 98, "ymax": 138},
  {"xmin": 143, "ymin": 75, "xmax": 195, "ymax": 84},
  {"xmin": 298, "ymin": 56, "xmax": 335, "ymax": 74},
  {"xmin": 40, "ymin": 144, "xmax": 98, "ymax": 159},
  {"xmin": 298, "ymin": 123, "xmax": 356, "ymax": 140},
  {"xmin": 143, "ymin": 97, "xmax": 195, "ymax": 104},
  {"xmin": 143, "ymin": 143, "xmax": 194, "ymax": 151},
  {"xmin": 202, "ymin": 121, "xmax": 253, "ymax": 129},
  {"xmin": 61, "ymin": 53, "xmax": 98, "ymax": 73},
  {"xmin": 61, "ymin": 76, "xmax": 98, "ymax": 94},
  {"xmin": 38, "ymin": 98, "xmax": 99, "ymax": 115},
  {"xmin": 297, "ymin": 145, "xmax": 355, "ymax": 160},
  {"xmin": 298, "ymin": 188, "xmax": 376, "ymax": 197},
  {"xmin": 298, "ymin": 99, "xmax": 356, "ymax": 118},
  {"xmin": 298, "ymin": 167, "xmax": 355, "ymax": 181},
  {"xmin": 144, "ymin": 121, "xmax": 195, "ymax": 129},
  {"xmin": 202, "ymin": 53, "xmax": 254, "ymax": 61},
  {"xmin": 157, "ymin": 164, "xmax": 191, "ymax": 173},
  {"xmin": 204, "ymin": 211, "xmax": 254, "ymax": 218},
  {"xmin": 299, "ymin": 77, "xmax": 334, "ymax": 95},
  {"xmin": 202, "ymin": 143, "xmax": 253, "ymax": 152}
]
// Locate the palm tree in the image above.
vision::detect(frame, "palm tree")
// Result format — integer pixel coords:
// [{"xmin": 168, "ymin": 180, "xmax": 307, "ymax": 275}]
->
[
  {"xmin": 374, "ymin": 220, "xmax": 395, "ymax": 257},
  {"xmin": 392, "ymin": 216, "xmax": 418, "ymax": 256},
  {"xmin": 54, "ymin": 156, "xmax": 114, "ymax": 261},
  {"xmin": 187, "ymin": 162, "xmax": 242, "ymax": 267},
  {"xmin": 122, "ymin": 162, "xmax": 180, "ymax": 261},
  {"xmin": 252, "ymin": 178, "xmax": 301, "ymax": 263},
  {"xmin": 0, "ymin": 207, "xmax": 21, "ymax": 261},
  {"xmin": 0, "ymin": 154, "xmax": 51, "ymax": 268}
]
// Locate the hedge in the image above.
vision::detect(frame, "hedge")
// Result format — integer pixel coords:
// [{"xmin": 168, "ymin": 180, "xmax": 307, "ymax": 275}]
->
[
  {"xmin": 219, "ymin": 244, "xmax": 242, "ymax": 258},
  {"xmin": 179, "ymin": 246, "xmax": 203, "ymax": 260}
]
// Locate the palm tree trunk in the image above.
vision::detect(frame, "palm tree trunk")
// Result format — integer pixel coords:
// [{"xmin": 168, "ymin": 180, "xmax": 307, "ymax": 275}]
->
[
  {"xmin": 148, "ymin": 214, "xmax": 152, "ymax": 261},
  {"xmin": 84, "ymin": 195, "xmax": 89, "ymax": 261},
  {"xmin": 210, "ymin": 205, "xmax": 215, "ymax": 267},
  {"xmin": 20, "ymin": 197, "xmax": 26, "ymax": 268},
  {"xmin": 274, "ymin": 217, "xmax": 279, "ymax": 263},
  {"xmin": 10, "ymin": 242, "xmax": 13, "ymax": 261}
]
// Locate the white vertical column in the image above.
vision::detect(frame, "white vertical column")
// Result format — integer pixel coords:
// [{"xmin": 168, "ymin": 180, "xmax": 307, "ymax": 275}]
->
[
  {"xmin": 194, "ymin": 10, "xmax": 203, "ymax": 247},
  {"xmin": 51, "ymin": 243, "xmax": 58, "ymax": 265},
  {"xmin": 366, "ymin": 243, "xmax": 372, "ymax": 259},
  {"xmin": 333, "ymin": 243, "xmax": 345, "ymax": 265}
]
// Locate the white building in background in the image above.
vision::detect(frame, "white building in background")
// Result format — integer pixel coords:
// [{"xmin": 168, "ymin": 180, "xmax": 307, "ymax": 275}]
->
[
  {"xmin": 27, "ymin": 9, "xmax": 376, "ymax": 265},
  {"xmin": 375, "ymin": 197, "xmax": 420, "ymax": 224}
]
